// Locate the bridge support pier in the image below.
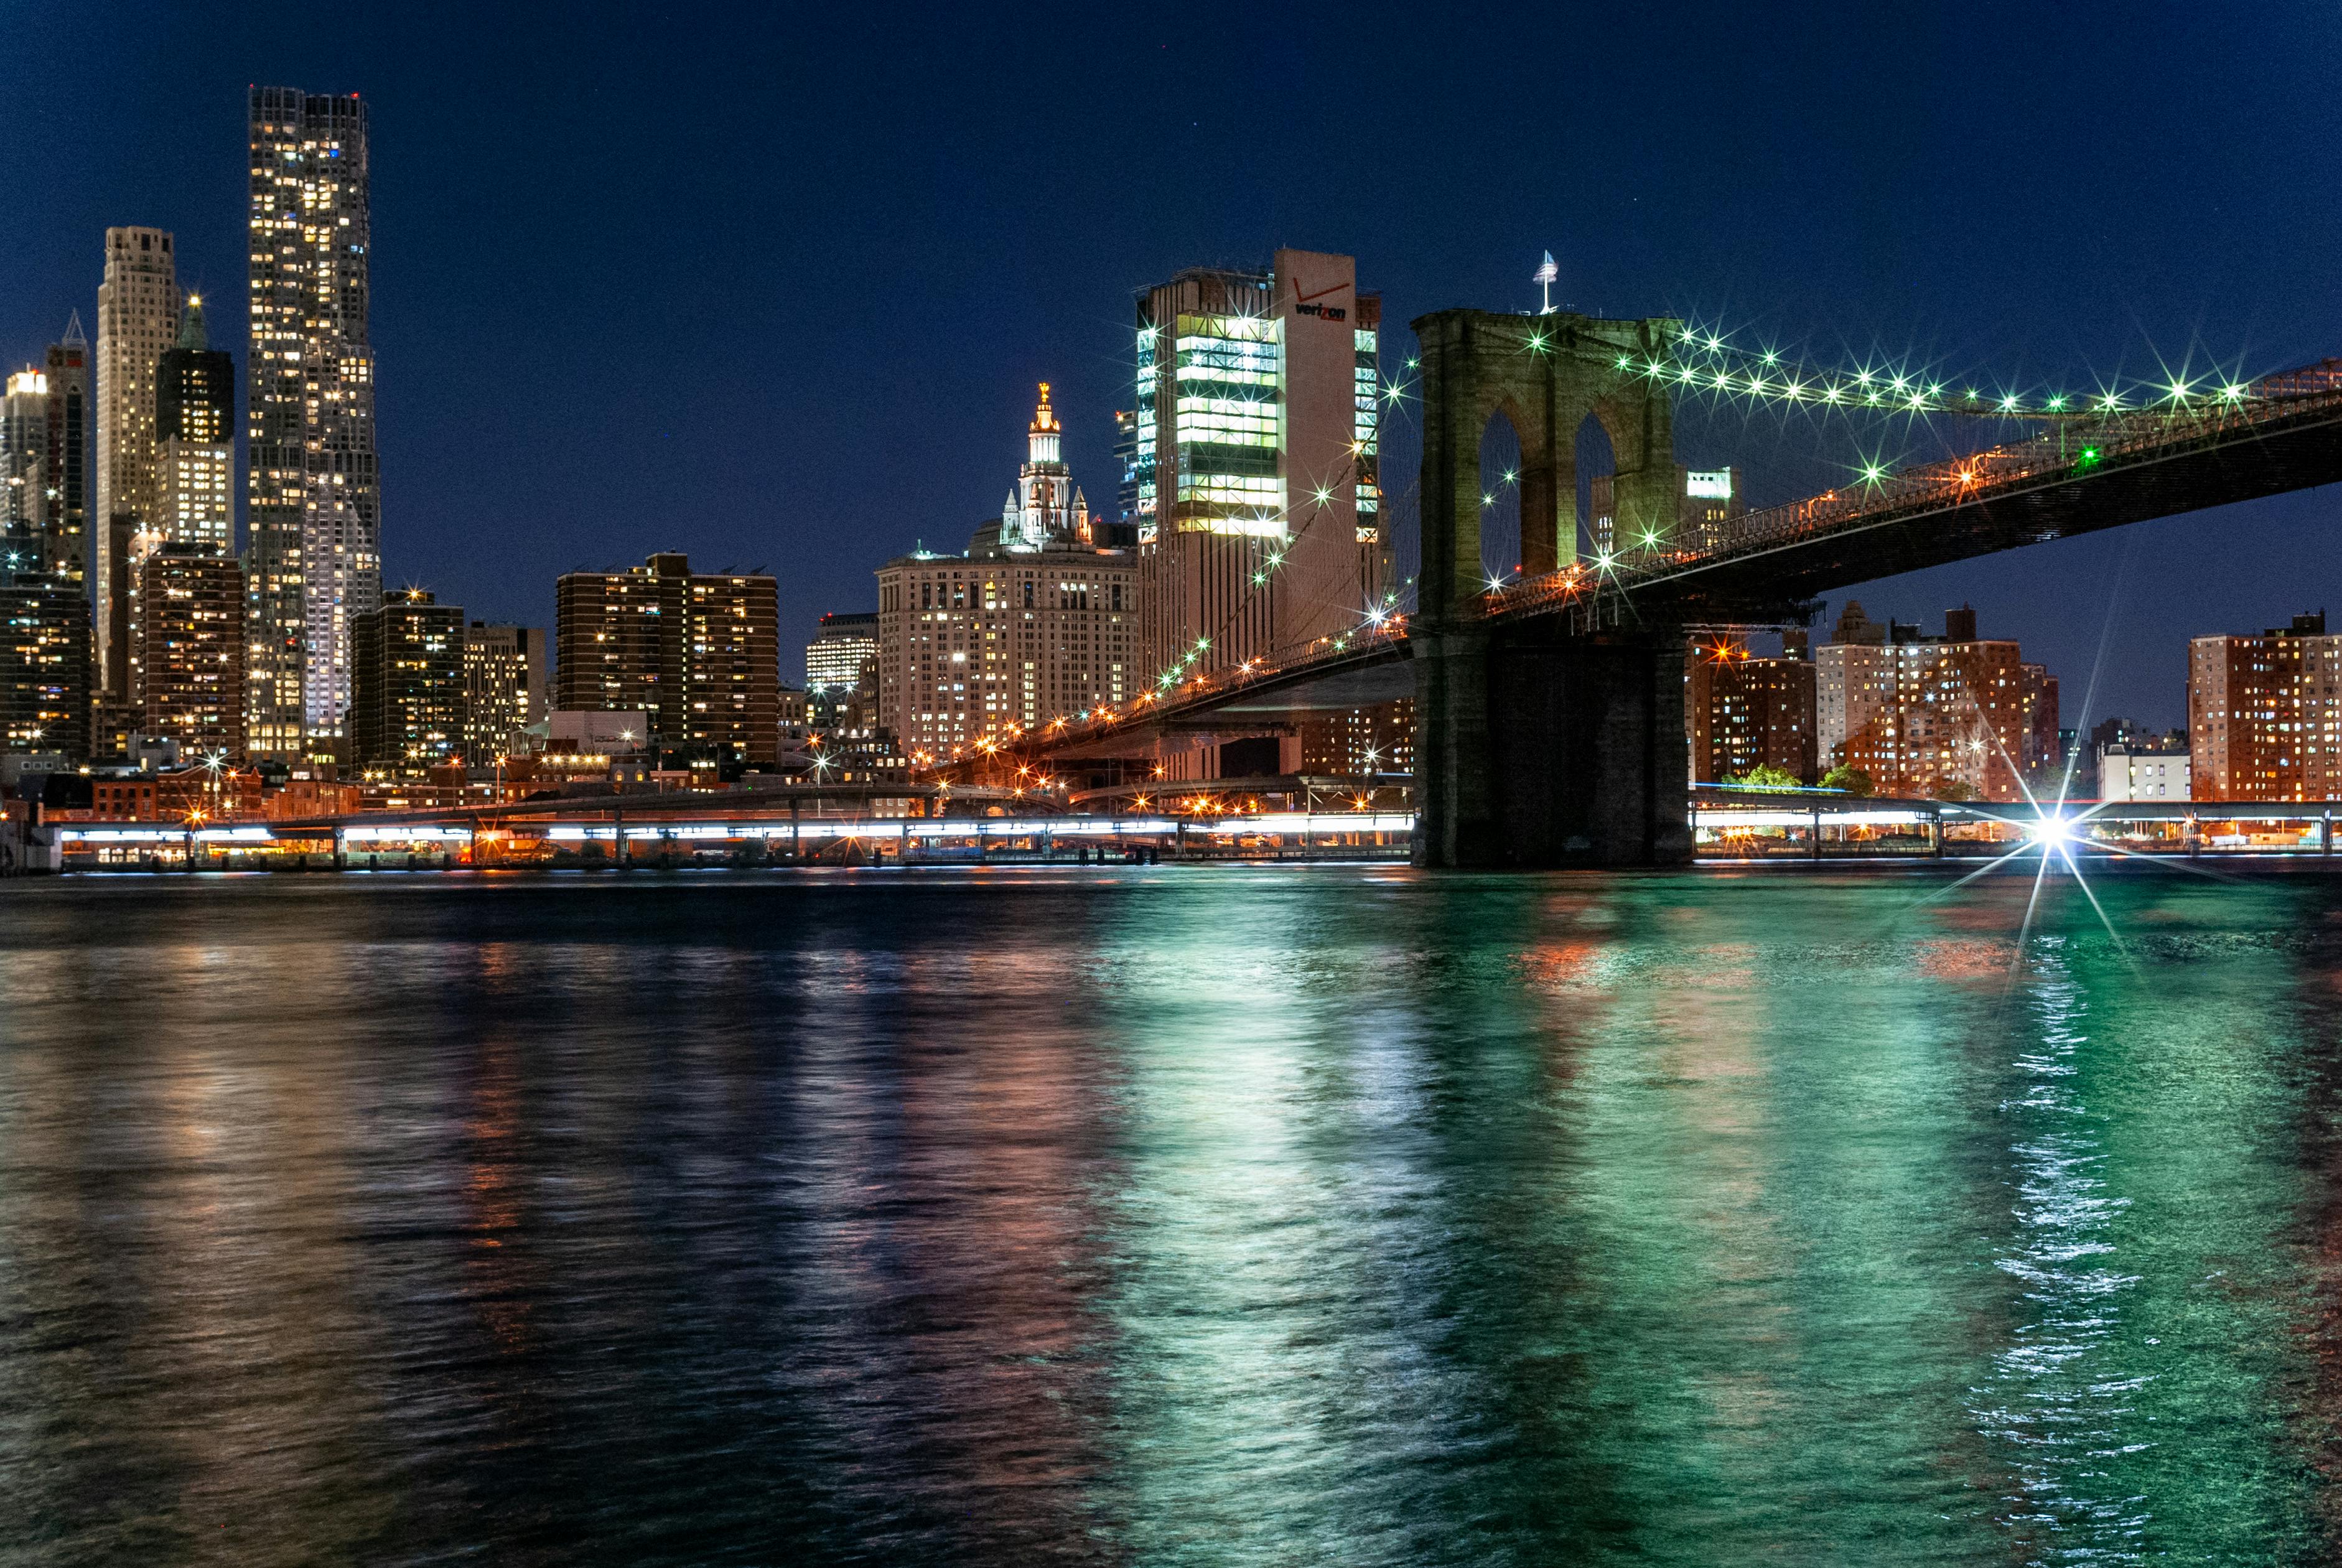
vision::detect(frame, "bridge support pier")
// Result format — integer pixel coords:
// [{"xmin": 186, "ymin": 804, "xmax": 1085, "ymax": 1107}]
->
[{"xmin": 1415, "ymin": 623, "xmax": 1691, "ymax": 869}]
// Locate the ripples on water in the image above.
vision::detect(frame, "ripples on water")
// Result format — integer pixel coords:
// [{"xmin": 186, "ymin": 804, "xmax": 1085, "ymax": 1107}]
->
[{"xmin": 2, "ymin": 868, "xmax": 2340, "ymax": 1565}]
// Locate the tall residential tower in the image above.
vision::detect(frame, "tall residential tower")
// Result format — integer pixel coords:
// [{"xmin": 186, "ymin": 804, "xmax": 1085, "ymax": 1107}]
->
[
  {"xmin": 96, "ymin": 226, "xmax": 176, "ymax": 696},
  {"xmin": 247, "ymin": 87, "xmax": 378, "ymax": 759},
  {"xmin": 554, "ymin": 553, "xmax": 780, "ymax": 765}
]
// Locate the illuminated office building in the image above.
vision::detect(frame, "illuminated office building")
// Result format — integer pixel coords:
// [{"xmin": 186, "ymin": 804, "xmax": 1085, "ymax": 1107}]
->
[
  {"xmin": 1109, "ymin": 408, "xmax": 1141, "ymax": 545},
  {"xmin": 0, "ymin": 557, "xmax": 91, "ymax": 758},
  {"xmin": 137, "ymin": 544, "xmax": 245, "ymax": 759},
  {"xmin": 247, "ymin": 87, "xmax": 379, "ymax": 758},
  {"xmin": 463, "ymin": 622, "xmax": 546, "ymax": 765},
  {"xmin": 43, "ymin": 322, "xmax": 89, "ymax": 581},
  {"xmin": 1591, "ymin": 465, "xmax": 1745, "ymax": 558},
  {"xmin": 96, "ymin": 226, "xmax": 176, "ymax": 696},
  {"xmin": 6, "ymin": 322, "xmax": 93, "ymax": 582},
  {"xmin": 876, "ymin": 551, "xmax": 1137, "ymax": 762},
  {"xmin": 807, "ymin": 610, "xmax": 878, "ymax": 730},
  {"xmin": 352, "ymin": 589, "xmax": 464, "ymax": 771},
  {"xmin": 1299, "ymin": 698, "xmax": 1414, "ymax": 778},
  {"xmin": 875, "ymin": 389, "xmax": 1138, "ymax": 761},
  {"xmin": 554, "ymin": 553, "xmax": 778, "ymax": 763},
  {"xmin": 155, "ymin": 296, "xmax": 234, "ymax": 557},
  {"xmin": 1133, "ymin": 250, "xmax": 1385, "ymax": 712},
  {"xmin": 1, "ymin": 370, "xmax": 49, "ymax": 552}
]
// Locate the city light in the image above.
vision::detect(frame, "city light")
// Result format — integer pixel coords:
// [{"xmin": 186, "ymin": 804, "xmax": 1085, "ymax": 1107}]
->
[{"xmin": 2030, "ymin": 813, "xmax": 2076, "ymax": 849}]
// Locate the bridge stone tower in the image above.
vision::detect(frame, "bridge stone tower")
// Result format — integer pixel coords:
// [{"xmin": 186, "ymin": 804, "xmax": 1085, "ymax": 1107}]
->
[{"xmin": 1412, "ymin": 309, "xmax": 1692, "ymax": 869}]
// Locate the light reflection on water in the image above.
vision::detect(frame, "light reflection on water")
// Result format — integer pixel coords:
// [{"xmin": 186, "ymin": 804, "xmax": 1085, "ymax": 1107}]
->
[{"xmin": 0, "ymin": 869, "xmax": 2338, "ymax": 1565}]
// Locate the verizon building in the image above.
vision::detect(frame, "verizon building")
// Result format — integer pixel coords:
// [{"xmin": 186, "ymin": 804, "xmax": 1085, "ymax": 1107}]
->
[{"xmin": 1133, "ymin": 249, "xmax": 1386, "ymax": 717}]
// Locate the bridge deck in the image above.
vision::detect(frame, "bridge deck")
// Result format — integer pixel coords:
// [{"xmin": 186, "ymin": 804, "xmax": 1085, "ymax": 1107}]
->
[{"xmin": 966, "ymin": 362, "xmax": 2342, "ymax": 773}]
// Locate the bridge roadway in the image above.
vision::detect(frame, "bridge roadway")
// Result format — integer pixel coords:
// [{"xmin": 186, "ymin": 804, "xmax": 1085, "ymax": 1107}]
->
[
  {"xmin": 1483, "ymin": 357, "xmax": 2342, "ymax": 632},
  {"xmin": 45, "ymin": 790, "xmax": 2342, "ymax": 869},
  {"xmin": 39, "ymin": 777, "xmax": 1417, "ymax": 866},
  {"xmin": 968, "ymin": 352, "xmax": 2342, "ymax": 869}
]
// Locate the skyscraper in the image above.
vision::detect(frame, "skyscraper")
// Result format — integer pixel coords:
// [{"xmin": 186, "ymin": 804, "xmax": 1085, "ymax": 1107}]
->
[
  {"xmin": 1, "ymin": 370, "xmax": 48, "ymax": 551},
  {"xmin": 352, "ymin": 589, "xmax": 464, "ymax": 772},
  {"xmin": 1110, "ymin": 408, "xmax": 1140, "ymax": 546},
  {"xmin": 1132, "ymin": 250, "xmax": 1384, "ymax": 773},
  {"xmin": 999, "ymin": 384, "xmax": 1091, "ymax": 551},
  {"xmin": 806, "ymin": 610, "xmax": 879, "ymax": 730},
  {"xmin": 875, "ymin": 388, "xmax": 1139, "ymax": 760},
  {"xmin": 554, "ymin": 553, "xmax": 780, "ymax": 765},
  {"xmin": 7, "ymin": 324, "xmax": 94, "ymax": 760},
  {"xmin": 43, "ymin": 317, "xmax": 89, "ymax": 582},
  {"xmin": 96, "ymin": 226, "xmax": 176, "ymax": 697},
  {"xmin": 247, "ymin": 87, "xmax": 378, "ymax": 760},
  {"xmin": 463, "ymin": 623, "xmax": 547, "ymax": 766},
  {"xmin": 155, "ymin": 296, "xmax": 233, "ymax": 557},
  {"xmin": 137, "ymin": 544, "xmax": 245, "ymax": 759},
  {"xmin": 0, "ymin": 555, "xmax": 91, "ymax": 758}
]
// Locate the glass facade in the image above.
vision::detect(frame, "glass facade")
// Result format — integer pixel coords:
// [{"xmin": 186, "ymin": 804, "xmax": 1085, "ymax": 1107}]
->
[
  {"xmin": 1134, "ymin": 327, "xmax": 1158, "ymax": 540},
  {"xmin": 1169, "ymin": 313, "xmax": 1283, "ymax": 536},
  {"xmin": 1353, "ymin": 325, "xmax": 1381, "ymax": 530}
]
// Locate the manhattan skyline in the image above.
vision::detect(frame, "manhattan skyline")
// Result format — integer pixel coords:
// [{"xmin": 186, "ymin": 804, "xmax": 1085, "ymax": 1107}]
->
[{"xmin": 4, "ymin": 3, "xmax": 2339, "ymax": 726}]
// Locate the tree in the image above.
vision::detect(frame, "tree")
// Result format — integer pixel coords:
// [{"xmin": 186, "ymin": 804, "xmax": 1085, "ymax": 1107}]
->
[
  {"xmin": 1819, "ymin": 764, "xmax": 1874, "ymax": 797},
  {"xmin": 1726, "ymin": 763, "xmax": 1803, "ymax": 791},
  {"xmin": 1934, "ymin": 778, "xmax": 1977, "ymax": 802}
]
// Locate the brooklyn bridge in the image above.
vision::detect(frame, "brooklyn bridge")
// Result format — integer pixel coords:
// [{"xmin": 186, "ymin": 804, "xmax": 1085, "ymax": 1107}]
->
[{"xmin": 948, "ymin": 310, "xmax": 2342, "ymax": 867}]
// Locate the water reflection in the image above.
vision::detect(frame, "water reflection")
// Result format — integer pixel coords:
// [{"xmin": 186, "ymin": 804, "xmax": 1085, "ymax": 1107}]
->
[{"xmin": 0, "ymin": 870, "xmax": 2336, "ymax": 1564}]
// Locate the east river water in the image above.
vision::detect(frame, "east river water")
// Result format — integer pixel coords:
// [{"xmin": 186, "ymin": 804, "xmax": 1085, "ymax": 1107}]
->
[{"xmin": 4, "ymin": 866, "xmax": 2341, "ymax": 1565}]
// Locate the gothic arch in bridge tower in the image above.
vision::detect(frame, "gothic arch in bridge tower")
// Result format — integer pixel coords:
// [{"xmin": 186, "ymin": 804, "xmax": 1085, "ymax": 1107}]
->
[
  {"xmin": 1408, "ymin": 307, "xmax": 1691, "ymax": 870},
  {"xmin": 1411, "ymin": 309, "xmax": 1679, "ymax": 620}
]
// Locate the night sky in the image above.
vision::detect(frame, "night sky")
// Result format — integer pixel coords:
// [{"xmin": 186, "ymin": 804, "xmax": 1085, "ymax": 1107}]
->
[{"xmin": 5, "ymin": 2, "xmax": 2336, "ymax": 728}]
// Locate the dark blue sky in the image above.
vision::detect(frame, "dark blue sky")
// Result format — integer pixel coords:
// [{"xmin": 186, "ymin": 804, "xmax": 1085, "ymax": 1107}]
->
[{"xmin": 5, "ymin": 2, "xmax": 2336, "ymax": 723}]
